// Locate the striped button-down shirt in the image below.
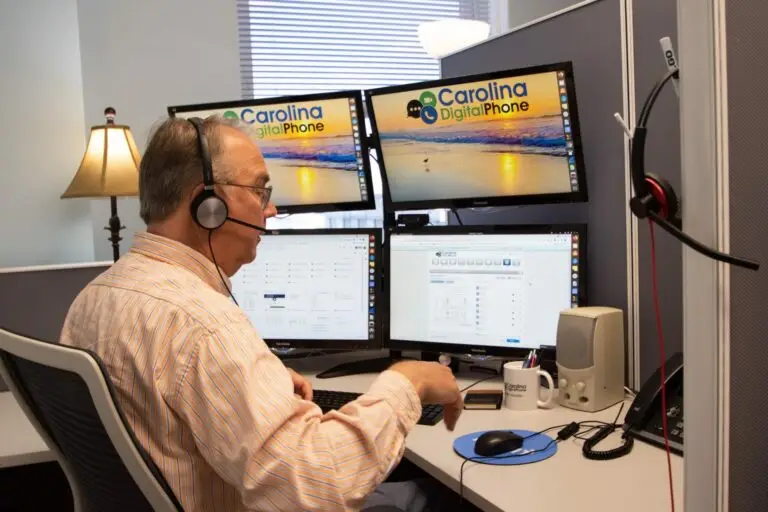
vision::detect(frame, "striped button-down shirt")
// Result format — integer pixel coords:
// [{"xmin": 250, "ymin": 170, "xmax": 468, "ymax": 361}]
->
[{"xmin": 60, "ymin": 232, "xmax": 422, "ymax": 511}]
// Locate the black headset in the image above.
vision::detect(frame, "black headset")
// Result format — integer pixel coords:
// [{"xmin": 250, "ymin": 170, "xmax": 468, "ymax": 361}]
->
[
  {"xmin": 629, "ymin": 69, "xmax": 759, "ymax": 271},
  {"xmin": 187, "ymin": 117, "xmax": 267, "ymax": 233},
  {"xmin": 188, "ymin": 117, "xmax": 229, "ymax": 230}
]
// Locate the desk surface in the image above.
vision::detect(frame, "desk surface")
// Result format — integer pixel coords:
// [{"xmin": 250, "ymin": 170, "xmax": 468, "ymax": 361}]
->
[
  {"xmin": 0, "ymin": 392, "xmax": 55, "ymax": 469},
  {"xmin": 288, "ymin": 354, "xmax": 685, "ymax": 512},
  {"xmin": 1, "ymin": 354, "xmax": 684, "ymax": 512}
]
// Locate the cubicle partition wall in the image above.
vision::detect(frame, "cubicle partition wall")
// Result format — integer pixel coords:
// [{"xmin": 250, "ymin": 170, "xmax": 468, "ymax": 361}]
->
[
  {"xmin": 724, "ymin": 1, "xmax": 768, "ymax": 508},
  {"xmin": 630, "ymin": 0, "xmax": 682, "ymax": 396},
  {"xmin": 440, "ymin": 0, "xmax": 683, "ymax": 384},
  {"xmin": 0, "ymin": 262, "xmax": 110, "ymax": 391}
]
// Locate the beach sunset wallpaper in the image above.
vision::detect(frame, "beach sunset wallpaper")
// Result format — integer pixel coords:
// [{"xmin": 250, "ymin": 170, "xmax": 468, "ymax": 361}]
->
[
  {"xmin": 369, "ymin": 70, "xmax": 577, "ymax": 204},
  {"xmin": 173, "ymin": 96, "xmax": 365, "ymax": 207}
]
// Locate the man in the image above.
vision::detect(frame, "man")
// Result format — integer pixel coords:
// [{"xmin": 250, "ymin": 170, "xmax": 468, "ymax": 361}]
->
[{"xmin": 60, "ymin": 116, "xmax": 463, "ymax": 511}]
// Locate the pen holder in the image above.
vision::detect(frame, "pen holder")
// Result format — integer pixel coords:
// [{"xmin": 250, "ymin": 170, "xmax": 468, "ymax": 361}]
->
[{"xmin": 503, "ymin": 361, "xmax": 555, "ymax": 411}]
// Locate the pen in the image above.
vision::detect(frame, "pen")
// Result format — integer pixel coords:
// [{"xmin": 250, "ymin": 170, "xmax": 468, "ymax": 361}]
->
[{"xmin": 523, "ymin": 350, "xmax": 533, "ymax": 368}]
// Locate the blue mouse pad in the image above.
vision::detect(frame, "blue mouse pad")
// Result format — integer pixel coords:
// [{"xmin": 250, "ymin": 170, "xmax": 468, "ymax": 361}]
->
[{"xmin": 453, "ymin": 430, "xmax": 557, "ymax": 466}]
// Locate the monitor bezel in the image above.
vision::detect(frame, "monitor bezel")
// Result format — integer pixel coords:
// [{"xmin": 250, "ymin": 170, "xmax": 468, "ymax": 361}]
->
[
  {"xmin": 233, "ymin": 227, "xmax": 383, "ymax": 351},
  {"xmin": 364, "ymin": 61, "xmax": 588, "ymax": 211},
  {"xmin": 167, "ymin": 90, "xmax": 376, "ymax": 215},
  {"xmin": 383, "ymin": 223, "xmax": 588, "ymax": 357}
]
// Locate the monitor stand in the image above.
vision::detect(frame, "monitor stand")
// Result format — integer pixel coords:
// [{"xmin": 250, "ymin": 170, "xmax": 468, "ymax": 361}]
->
[{"xmin": 316, "ymin": 350, "xmax": 410, "ymax": 379}]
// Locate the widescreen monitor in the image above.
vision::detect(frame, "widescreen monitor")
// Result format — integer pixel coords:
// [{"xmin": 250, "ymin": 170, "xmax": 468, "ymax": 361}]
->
[
  {"xmin": 365, "ymin": 62, "xmax": 587, "ymax": 210},
  {"xmin": 229, "ymin": 228, "xmax": 381, "ymax": 350},
  {"xmin": 386, "ymin": 224, "xmax": 586, "ymax": 357},
  {"xmin": 168, "ymin": 90, "xmax": 374, "ymax": 214}
]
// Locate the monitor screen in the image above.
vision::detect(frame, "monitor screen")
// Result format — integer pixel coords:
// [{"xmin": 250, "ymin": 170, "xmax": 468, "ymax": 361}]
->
[
  {"xmin": 229, "ymin": 229, "xmax": 380, "ymax": 350},
  {"xmin": 386, "ymin": 225, "xmax": 586, "ymax": 356},
  {"xmin": 366, "ymin": 62, "xmax": 587, "ymax": 210},
  {"xmin": 168, "ymin": 90, "xmax": 374, "ymax": 214}
]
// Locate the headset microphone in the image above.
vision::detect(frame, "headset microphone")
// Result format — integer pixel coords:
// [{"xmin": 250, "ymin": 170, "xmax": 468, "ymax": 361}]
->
[
  {"xmin": 629, "ymin": 68, "xmax": 760, "ymax": 271},
  {"xmin": 225, "ymin": 216, "xmax": 268, "ymax": 233}
]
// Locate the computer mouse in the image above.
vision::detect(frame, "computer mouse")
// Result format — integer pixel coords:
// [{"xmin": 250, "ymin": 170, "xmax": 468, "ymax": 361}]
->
[{"xmin": 474, "ymin": 430, "xmax": 524, "ymax": 457}]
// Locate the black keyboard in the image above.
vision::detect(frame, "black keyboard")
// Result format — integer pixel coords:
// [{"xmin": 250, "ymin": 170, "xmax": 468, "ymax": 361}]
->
[{"xmin": 312, "ymin": 389, "xmax": 444, "ymax": 426}]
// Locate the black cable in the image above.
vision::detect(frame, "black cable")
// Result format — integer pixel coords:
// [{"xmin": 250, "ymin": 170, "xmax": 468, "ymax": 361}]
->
[
  {"xmin": 457, "ymin": 423, "xmax": 574, "ymax": 504},
  {"xmin": 637, "ymin": 67, "xmax": 679, "ymax": 129},
  {"xmin": 459, "ymin": 375, "xmax": 498, "ymax": 393},
  {"xmin": 581, "ymin": 403, "xmax": 634, "ymax": 461},
  {"xmin": 459, "ymin": 436, "xmax": 560, "ymax": 504},
  {"xmin": 451, "ymin": 208, "xmax": 464, "ymax": 226},
  {"xmin": 457, "ymin": 401, "xmax": 628, "ymax": 502},
  {"xmin": 208, "ymin": 231, "xmax": 239, "ymax": 306}
]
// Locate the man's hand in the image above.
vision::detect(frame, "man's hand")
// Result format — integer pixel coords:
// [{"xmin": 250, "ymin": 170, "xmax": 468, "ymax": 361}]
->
[
  {"xmin": 389, "ymin": 361, "xmax": 463, "ymax": 431},
  {"xmin": 287, "ymin": 368, "xmax": 313, "ymax": 401}
]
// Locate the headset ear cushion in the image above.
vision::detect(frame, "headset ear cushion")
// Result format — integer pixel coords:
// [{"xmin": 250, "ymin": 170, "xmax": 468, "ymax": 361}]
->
[
  {"xmin": 645, "ymin": 173, "xmax": 681, "ymax": 228},
  {"xmin": 190, "ymin": 190, "xmax": 228, "ymax": 230}
]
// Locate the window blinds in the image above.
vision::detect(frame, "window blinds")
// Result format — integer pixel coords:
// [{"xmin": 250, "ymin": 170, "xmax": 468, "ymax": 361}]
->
[{"xmin": 237, "ymin": 0, "xmax": 490, "ymax": 99}]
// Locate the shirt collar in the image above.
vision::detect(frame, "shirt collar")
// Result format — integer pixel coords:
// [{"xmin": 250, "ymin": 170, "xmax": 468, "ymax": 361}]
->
[{"xmin": 129, "ymin": 232, "xmax": 232, "ymax": 296}]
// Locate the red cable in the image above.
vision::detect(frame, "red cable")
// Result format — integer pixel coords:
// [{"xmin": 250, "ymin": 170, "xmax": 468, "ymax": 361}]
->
[{"xmin": 648, "ymin": 219, "xmax": 676, "ymax": 512}]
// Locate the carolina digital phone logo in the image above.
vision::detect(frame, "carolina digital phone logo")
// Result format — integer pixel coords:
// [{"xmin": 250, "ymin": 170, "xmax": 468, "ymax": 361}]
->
[
  {"xmin": 505, "ymin": 383, "xmax": 528, "ymax": 396},
  {"xmin": 222, "ymin": 104, "xmax": 325, "ymax": 139},
  {"xmin": 406, "ymin": 81, "xmax": 530, "ymax": 125},
  {"xmin": 405, "ymin": 91, "xmax": 439, "ymax": 125}
]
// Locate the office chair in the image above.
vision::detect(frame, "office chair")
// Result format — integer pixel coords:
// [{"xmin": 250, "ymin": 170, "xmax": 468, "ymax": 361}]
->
[{"xmin": 0, "ymin": 328, "xmax": 183, "ymax": 512}]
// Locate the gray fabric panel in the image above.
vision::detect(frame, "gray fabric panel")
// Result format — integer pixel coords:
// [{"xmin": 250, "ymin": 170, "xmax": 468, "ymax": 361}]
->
[
  {"xmin": 0, "ymin": 264, "xmax": 108, "ymax": 390},
  {"xmin": 632, "ymin": 0, "xmax": 683, "ymax": 383},
  {"xmin": 440, "ymin": 0, "xmax": 628, "ymax": 369},
  {"xmin": 726, "ymin": 0, "xmax": 768, "ymax": 509}
]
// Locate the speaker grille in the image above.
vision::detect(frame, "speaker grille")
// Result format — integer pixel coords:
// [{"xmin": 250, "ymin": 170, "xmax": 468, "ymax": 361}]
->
[{"xmin": 556, "ymin": 315, "xmax": 595, "ymax": 369}]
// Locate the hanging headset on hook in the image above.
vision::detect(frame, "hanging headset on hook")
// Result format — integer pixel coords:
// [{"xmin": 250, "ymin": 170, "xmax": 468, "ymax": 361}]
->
[{"xmin": 628, "ymin": 68, "xmax": 760, "ymax": 271}]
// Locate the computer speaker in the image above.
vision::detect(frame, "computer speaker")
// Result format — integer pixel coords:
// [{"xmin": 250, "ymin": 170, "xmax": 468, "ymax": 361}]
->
[{"xmin": 555, "ymin": 306, "xmax": 625, "ymax": 412}]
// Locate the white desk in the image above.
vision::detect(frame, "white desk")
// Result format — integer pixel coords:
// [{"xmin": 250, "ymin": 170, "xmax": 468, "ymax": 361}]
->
[
  {"xmin": 0, "ymin": 359, "xmax": 684, "ymax": 512},
  {"xmin": 290, "ymin": 354, "xmax": 685, "ymax": 512},
  {"xmin": 0, "ymin": 392, "xmax": 55, "ymax": 469}
]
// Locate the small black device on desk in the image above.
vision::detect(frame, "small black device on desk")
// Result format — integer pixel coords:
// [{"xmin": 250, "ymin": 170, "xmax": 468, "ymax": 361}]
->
[
  {"xmin": 312, "ymin": 389, "xmax": 445, "ymax": 426},
  {"xmin": 463, "ymin": 390, "xmax": 503, "ymax": 410},
  {"xmin": 623, "ymin": 352, "xmax": 684, "ymax": 455}
]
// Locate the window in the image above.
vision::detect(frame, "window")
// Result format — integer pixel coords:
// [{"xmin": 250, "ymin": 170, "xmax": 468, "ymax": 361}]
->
[{"xmin": 237, "ymin": 0, "xmax": 490, "ymax": 229}]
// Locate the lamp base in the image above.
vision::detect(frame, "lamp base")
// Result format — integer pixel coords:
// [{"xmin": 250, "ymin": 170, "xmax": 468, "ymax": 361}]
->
[{"xmin": 105, "ymin": 196, "xmax": 125, "ymax": 262}]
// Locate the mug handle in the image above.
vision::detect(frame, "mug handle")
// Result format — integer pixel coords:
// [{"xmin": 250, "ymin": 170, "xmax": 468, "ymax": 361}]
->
[{"xmin": 537, "ymin": 369, "xmax": 555, "ymax": 408}]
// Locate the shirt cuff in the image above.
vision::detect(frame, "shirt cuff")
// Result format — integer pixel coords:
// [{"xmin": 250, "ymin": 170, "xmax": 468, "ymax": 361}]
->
[{"xmin": 366, "ymin": 369, "xmax": 423, "ymax": 432}]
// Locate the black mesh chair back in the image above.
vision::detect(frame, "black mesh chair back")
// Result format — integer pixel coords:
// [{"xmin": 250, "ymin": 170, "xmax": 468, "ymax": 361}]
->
[{"xmin": 0, "ymin": 328, "xmax": 183, "ymax": 512}]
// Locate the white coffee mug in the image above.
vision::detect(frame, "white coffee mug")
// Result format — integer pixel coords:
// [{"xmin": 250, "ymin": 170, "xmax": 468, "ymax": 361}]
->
[{"xmin": 503, "ymin": 361, "xmax": 555, "ymax": 410}]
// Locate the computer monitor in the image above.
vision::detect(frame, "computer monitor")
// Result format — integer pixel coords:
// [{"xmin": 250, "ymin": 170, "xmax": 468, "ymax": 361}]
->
[
  {"xmin": 386, "ymin": 224, "xmax": 586, "ymax": 357},
  {"xmin": 168, "ymin": 90, "xmax": 374, "ymax": 214},
  {"xmin": 228, "ymin": 228, "xmax": 381, "ymax": 350},
  {"xmin": 365, "ymin": 61, "xmax": 587, "ymax": 211}
]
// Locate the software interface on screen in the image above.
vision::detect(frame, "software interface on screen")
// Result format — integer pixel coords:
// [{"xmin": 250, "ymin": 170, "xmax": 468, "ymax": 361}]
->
[
  {"xmin": 229, "ymin": 233, "xmax": 377, "ymax": 341},
  {"xmin": 170, "ymin": 95, "xmax": 369, "ymax": 209},
  {"xmin": 389, "ymin": 232, "xmax": 581, "ymax": 350},
  {"xmin": 369, "ymin": 67, "xmax": 579, "ymax": 205}
]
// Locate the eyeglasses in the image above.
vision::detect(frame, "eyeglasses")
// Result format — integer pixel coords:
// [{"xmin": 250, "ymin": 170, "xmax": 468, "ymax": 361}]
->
[{"xmin": 215, "ymin": 182, "xmax": 273, "ymax": 209}]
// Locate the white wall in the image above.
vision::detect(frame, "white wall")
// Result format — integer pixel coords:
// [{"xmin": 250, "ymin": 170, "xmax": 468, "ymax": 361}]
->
[
  {"xmin": 76, "ymin": 0, "xmax": 242, "ymax": 260},
  {"xmin": 0, "ymin": 0, "xmax": 95, "ymax": 268}
]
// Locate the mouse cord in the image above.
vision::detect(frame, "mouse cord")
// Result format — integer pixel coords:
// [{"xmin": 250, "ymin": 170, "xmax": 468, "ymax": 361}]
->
[
  {"xmin": 459, "ymin": 436, "xmax": 560, "ymax": 505},
  {"xmin": 457, "ymin": 413, "xmax": 623, "ymax": 505}
]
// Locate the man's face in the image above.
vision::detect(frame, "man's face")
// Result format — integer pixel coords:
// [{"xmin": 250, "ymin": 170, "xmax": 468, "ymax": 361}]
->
[{"xmin": 211, "ymin": 127, "xmax": 277, "ymax": 274}]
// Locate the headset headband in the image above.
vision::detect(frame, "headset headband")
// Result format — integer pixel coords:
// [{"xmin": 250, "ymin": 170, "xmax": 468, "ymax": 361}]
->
[{"xmin": 188, "ymin": 117, "xmax": 214, "ymax": 190}]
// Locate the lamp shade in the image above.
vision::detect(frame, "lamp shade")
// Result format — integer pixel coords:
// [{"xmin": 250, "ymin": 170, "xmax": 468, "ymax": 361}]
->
[
  {"xmin": 418, "ymin": 19, "xmax": 490, "ymax": 59},
  {"xmin": 61, "ymin": 109, "xmax": 140, "ymax": 198}
]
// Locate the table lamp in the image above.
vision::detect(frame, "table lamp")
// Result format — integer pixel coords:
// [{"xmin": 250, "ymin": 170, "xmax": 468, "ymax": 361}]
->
[{"xmin": 61, "ymin": 107, "xmax": 140, "ymax": 262}]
